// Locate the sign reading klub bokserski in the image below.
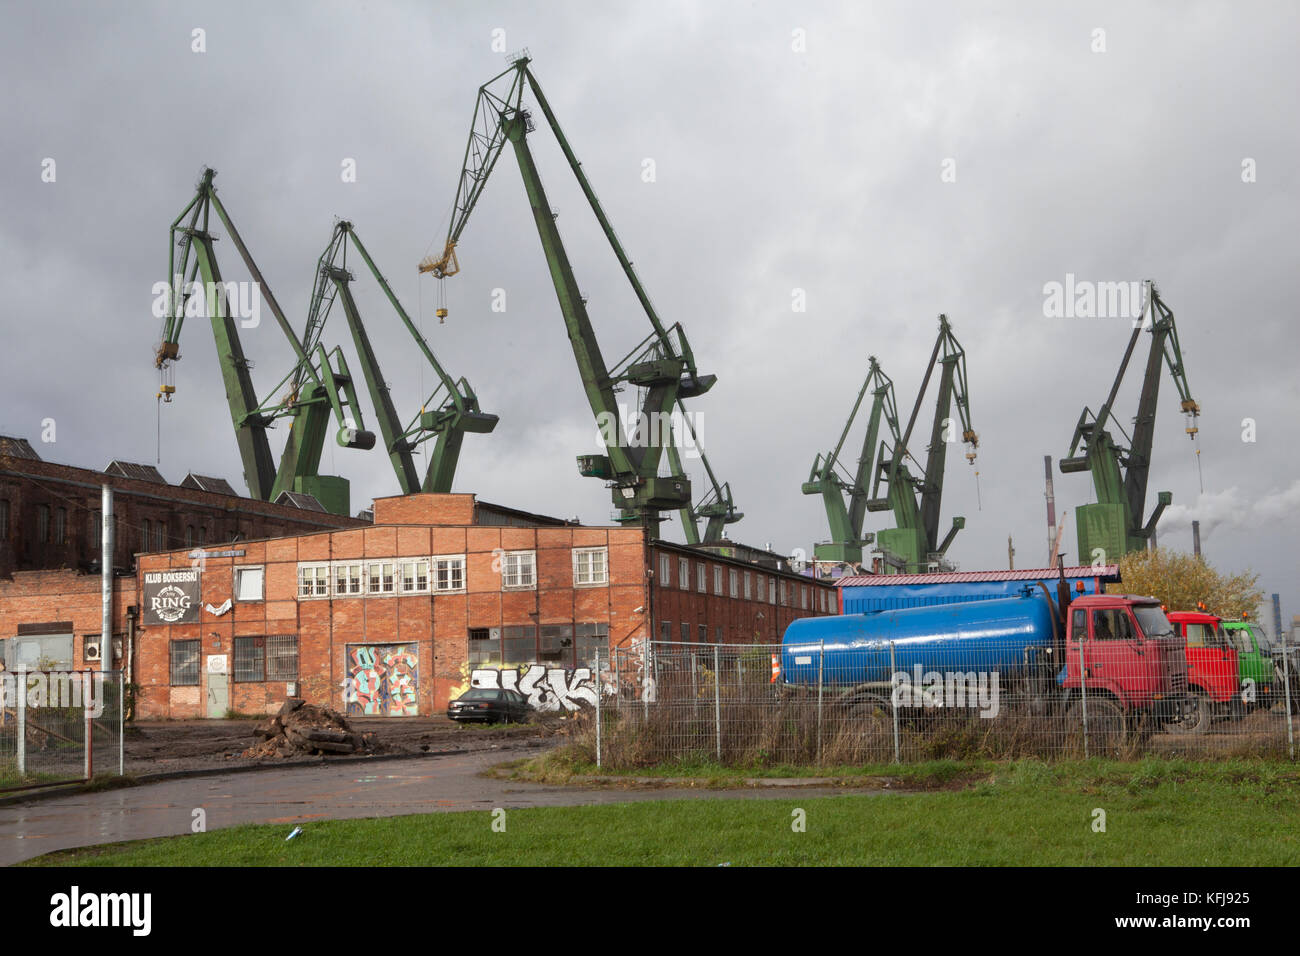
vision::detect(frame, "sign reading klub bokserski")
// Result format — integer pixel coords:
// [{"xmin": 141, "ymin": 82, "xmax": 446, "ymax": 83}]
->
[{"xmin": 143, "ymin": 568, "xmax": 201, "ymax": 625}]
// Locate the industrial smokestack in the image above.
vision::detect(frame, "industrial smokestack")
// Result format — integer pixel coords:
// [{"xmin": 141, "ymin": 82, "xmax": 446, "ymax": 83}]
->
[
  {"xmin": 1043, "ymin": 455, "xmax": 1056, "ymax": 565},
  {"xmin": 1192, "ymin": 520, "xmax": 1202, "ymax": 558}
]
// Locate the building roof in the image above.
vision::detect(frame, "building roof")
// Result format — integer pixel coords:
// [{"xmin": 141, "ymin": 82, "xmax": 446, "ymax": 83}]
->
[
  {"xmin": 0, "ymin": 436, "xmax": 41, "ymax": 460},
  {"xmin": 273, "ymin": 490, "xmax": 327, "ymax": 512},
  {"xmin": 104, "ymin": 460, "xmax": 167, "ymax": 484},
  {"xmin": 835, "ymin": 565, "xmax": 1121, "ymax": 587},
  {"xmin": 179, "ymin": 473, "xmax": 239, "ymax": 497}
]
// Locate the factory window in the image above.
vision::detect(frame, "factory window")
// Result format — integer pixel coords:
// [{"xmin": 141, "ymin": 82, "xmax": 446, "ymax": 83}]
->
[
  {"xmin": 37, "ymin": 505, "xmax": 50, "ymax": 543},
  {"xmin": 234, "ymin": 566, "xmax": 264, "ymax": 602},
  {"xmin": 713, "ymin": 565, "xmax": 722, "ymax": 595},
  {"xmin": 54, "ymin": 507, "xmax": 66, "ymax": 545},
  {"xmin": 400, "ymin": 558, "xmax": 432, "ymax": 594},
  {"xmin": 729, "ymin": 569, "xmax": 739, "ymax": 599},
  {"xmin": 800, "ymin": 586, "xmax": 808, "ymax": 610},
  {"xmin": 502, "ymin": 625, "xmax": 536, "ymax": 665},
  {"xmin": 680, "ymin": 622, "xmax": 690, "ymax": 642},
  {"xmin": 502, "ymin": 550, "xmax": 536, "ymax": 590},
  {"xmin": 696, "ymin": 563, "xmax": 706, "ymax": 593},
  {"xmin": 715, "ymin": 626, "xmax": 723, "ymax": 642},
  {"xmin": 298, "ymin": 563, "xmax": 331, "ymax": 598},
  {"xmin": 698, "ymin": 624, "xmax": 707, "ymax": 643},
  {"xmin": 198, "ymin": 525, "xmax": 207, "ymax": 546},
  {"xmin": 169, "ymin": 639, "xmax": 200, "ymax": 686},
  {"xmin": 469, "ymin": 628, "xmax": 500, "ymax": 667},
  {"xmin": 660, "ymin": 621, "xmax": 671, "ymax": 641},
  {"xmin": 233, "ymin": 636, "xmax": 265, "ymax": 682},
  {"xmin": 0, "ymin": 499, "xmax": 8, "ymax": 538},
  {"xmin": 679, "ymin": 557, "xmax": 690, "ymax": 590},
  {"xmin": 139, "ymin": 518, "xmax": 150, "ymax": 550},
  {"xmin": 779, "ymin": 580, "xmax": 787, "ymax": 605},
  {"xmin": 659, "ymin": 553, "xmax": 671, "ymax": 584},
  {"xmin": 367, "ymin": 561, "xmax": 397, "ymax": 595},
  {"xmin": 333, "ymin": 562, "xmax": 364, "ymax": 596},
  {"xmin": 756, "ymin": 575, "xmax": 765, "ymax": 603},
  {"xmin": 744, "ymin": 571, "xmax": 752, "ymax": 600},
  {"xmin": 573, "ymin": 547, "xmax": 608, "ymax": 586},
  {"xmin": 266, "ymin": 634, "xmax": 299, "ymax": 681},
  {"xmin": 157, "ymin": 522, "xmax": 167, "ymax": 551},
  {"xmin": 88, "ymin": 509, "xmax": 100, "ymax": 546},
  {"xmin": 539, "ymin": 625, "xmax": 574, "ymax": 664},
  {"xmin": 575, "ymin": 623, "xmax": 608, "ymax": 665},
  {"xmin": 433, "ymin": 555, "xmax": 465, "ymax": 592},
  {"xmin": 185, "ymin": 525, "xmax": 194, "ymax": 548}
]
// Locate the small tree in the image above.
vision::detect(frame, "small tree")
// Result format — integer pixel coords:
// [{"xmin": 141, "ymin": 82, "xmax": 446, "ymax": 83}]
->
[{"xmin": 1116, "ymin": 548, "xmax": 1263, "ymax": 619}]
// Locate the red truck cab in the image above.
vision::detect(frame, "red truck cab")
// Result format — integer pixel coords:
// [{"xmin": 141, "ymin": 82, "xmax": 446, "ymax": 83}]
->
[
  {"xmin": 1061, "ymin": 595, "xmax": 1188, "ymax": 718},
  {"xmin": 1165, "ymin": 610, "xmax": 1243, "ymax": 732}
]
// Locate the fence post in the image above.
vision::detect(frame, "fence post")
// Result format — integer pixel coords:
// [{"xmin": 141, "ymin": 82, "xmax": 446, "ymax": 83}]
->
[
  {"xmin": 1283, "ymin": 639, "xmax": 1294, "ymax": 761},
  {"xmin": 1078, "ymin": 642, "xmax": 1089, "ymax": 760},
  {"xmin": 890, "ymin": 641, "xmax": 901, "ymax": 764},
  {"xmin": 16, "ymin": 670, "xmax": 25, "ymax": 776},
  {"xmin": 713, "ymin": 645, "xmax": 721, "ymax": 762},
  {"xmin": 690, "ymin": 651, "xmax": 698, "ymax": 718},
  {"xmin": 816, "ymin": 641, "xmax": 825, "ymax": 765},
  {"xmin": 119, "ymin": 669, "xmax": 125, "ymax": 777},
  {"xmin": 594, "ymin": 652, "xmax": 602, "ymax": 769},
  {"xmin": 85, "ymin": 671, "xmax": 93, "ymax": 781}
]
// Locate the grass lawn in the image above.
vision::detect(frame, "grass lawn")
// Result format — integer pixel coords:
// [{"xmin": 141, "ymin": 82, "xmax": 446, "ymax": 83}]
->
[{"xmin": 24, "ymin": 758, "xmax": 1300, "ymax": 866}]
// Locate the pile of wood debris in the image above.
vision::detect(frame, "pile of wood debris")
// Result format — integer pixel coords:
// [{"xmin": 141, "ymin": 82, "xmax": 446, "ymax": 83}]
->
[{"xmin": 242, "ymin": 698, "xmax": 385, "ymax": 758}]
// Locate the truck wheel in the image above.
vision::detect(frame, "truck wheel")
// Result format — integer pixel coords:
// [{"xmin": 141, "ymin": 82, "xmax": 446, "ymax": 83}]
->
[
  {"xmin": 1162, "ymin": 691, "xmax": 1212, "ymax": 735},
  {"xmin": 1066, "ymin": 696, "xmax": 1129, "ymax": 754}
]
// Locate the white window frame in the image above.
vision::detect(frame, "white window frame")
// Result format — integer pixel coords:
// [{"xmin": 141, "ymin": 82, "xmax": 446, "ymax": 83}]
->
[
  {"xmin": 234, "ymin": 565, "xmax": 265, "ymax": 603},
  {"xmin": 400, "ymin": 557, "xmax": 432, "ymax": 594},
  {"xmin": 729, "ymin": 568, "xmax": 739, "ymax": 599},
  {"xmin": 713, "ymin": 565, "xmax": 723, "ymax": 595},
  {"xmin": 502, "ymin": 550, "xmax": 537, "ymax": 590},
  {"xmin": 768, "ymin": 576, "xmax": 776, "ymax": 605},
  {"xmin": 572, "ymin": 547, "xmax": 608, "ymax": 587},
  {"xmin": 696, "ymin": 563, "xmax": 706, "ymax": 593},
  {"xmin": 801, "ymin": 585, "xmax": 808, "ymax": 610},
  {"xmin": 298, "ymin": 562, "xmax": 331, "ymax": 599},
  {"xmin": 433, "ymin": 554, "xmax": 467, "ymax": 593},
  {"xmin": 367, "ymin": 560, "xmax": 398, "ymax": 596},
  {"xmin": 744, "ymin": 571, "xmax": 752, "ymax": 600},
  {"xmin": 659, "ymin": 552, "xmax": 671, "ymax": 584},
  {"xmin": 678, "ymin": 556, "xmax": 690, "ymax": 590},
  {"xmin": 756, "ymin": 575, "xmax": 765, "ymax": 603},
  {"xmin": 332, "ymin": 561, "xmax": 364, "ymax": 596}
]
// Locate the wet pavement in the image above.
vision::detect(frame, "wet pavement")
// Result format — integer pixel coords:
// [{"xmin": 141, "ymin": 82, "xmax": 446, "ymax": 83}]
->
[{"xmin": 0, "ymin": 746, "xmax": 881, "ymax": 865}]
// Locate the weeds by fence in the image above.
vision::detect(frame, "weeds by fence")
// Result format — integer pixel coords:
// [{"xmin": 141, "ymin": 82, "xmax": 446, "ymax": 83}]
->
[
  {"xmin": 583, "ymin": 641, "xmax": 1297, "ymax": 768},
  {"xmin": 0, "ymin": 670, "xmax": 124, "ymax": 790}
]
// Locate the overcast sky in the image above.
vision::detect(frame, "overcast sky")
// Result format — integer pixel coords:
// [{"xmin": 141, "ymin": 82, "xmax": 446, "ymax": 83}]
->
[{"xmin": 2, "ymin": 1, "xmax": 1297, "ymax": 630}]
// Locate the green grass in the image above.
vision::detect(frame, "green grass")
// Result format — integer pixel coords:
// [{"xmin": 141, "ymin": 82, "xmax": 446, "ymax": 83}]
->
[{"xmin": 24, "ymin": 758, "xmax": 1300, "ymax": 866}]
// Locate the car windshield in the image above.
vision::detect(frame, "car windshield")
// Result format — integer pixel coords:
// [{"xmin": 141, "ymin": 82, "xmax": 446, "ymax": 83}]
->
[
  {"xmin": 458, "ymin": 689, "xmax": 502, "ymax": 701},
  {"xmin": 1133, "ymin": 606, "xmax": 1175, "ymax": 639}
]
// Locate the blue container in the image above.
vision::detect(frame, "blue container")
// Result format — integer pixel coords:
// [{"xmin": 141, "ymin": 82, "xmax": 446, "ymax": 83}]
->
[{"xmin": 781, "ymin": 593, "xmax": 1056, "ymax": 686}]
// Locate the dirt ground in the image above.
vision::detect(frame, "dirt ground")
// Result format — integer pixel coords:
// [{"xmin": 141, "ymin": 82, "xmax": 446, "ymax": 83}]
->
[{"xmin": 122, "ymin": 714, "xmax": 571, "ymax": 776}]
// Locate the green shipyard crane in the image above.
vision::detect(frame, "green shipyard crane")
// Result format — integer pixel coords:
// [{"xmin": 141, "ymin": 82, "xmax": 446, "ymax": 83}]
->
[
  {"xmin": 869, "ymin": 315, "xmax": 978, "ymax": 573},
  {"xmin": 307, "ymin": 221, "xmax": 498, "ymax": 493},
  {"xmin": 1059, "ymin": 281, "xmax": 1199, "ymax": 563},
  {"xmin": 420, "ymin": 54, "xmax": 725, "ymax": 530},
  {"xmin": 155, "ymin": 167, "xmax": 375, "ymax": 516},
  {"xmin": 802, "ymin": 356, "xmax": 900, "ymax": 565}
]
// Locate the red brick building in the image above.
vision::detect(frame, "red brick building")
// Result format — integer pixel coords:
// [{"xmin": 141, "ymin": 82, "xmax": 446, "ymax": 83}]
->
[{"xmin": 0, "ymin": 491, "xmax": 833, "ymax": 718}]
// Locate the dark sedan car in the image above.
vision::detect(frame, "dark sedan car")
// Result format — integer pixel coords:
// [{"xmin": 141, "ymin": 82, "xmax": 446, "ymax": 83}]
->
[{"xmin": 447, "ymin": 687, "xmax": 531, "ymax": 724}]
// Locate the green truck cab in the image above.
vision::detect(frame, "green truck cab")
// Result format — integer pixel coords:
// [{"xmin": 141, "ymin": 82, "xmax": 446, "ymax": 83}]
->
[{"xmin": 1223, "ymin": 619, "xmax": 1290, "ymax": 710}]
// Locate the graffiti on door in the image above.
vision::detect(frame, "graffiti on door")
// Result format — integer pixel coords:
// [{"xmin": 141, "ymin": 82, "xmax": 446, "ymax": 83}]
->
[
  {"xmin": 469, "ymin": 664, "xmax": 601, "ymax": 712},
  {"xmin": 345, "ymin": 643, "xmax": 419, "ymax": 716}
]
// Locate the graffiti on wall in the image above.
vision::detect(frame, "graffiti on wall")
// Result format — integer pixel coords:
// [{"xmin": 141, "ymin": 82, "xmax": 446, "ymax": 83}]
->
[
  {"xmin": 345, "ymin": 643, "xmax": 419, "ymax": 716},
  {"xmin": 469, "ymin": 664, "xmax": 607, "ymax": 712}
]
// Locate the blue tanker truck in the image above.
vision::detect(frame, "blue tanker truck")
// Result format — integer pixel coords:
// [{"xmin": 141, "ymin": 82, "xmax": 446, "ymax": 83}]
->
[{"xmin": 781, "ymin": 589, "xmax": 1189, "ymax": 740}]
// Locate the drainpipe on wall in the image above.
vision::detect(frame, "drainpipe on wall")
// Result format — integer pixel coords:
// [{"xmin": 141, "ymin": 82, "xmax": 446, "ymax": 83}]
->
[{"xmin": 101, "ymin": 484, "xmax": 113, "ymax": 675}]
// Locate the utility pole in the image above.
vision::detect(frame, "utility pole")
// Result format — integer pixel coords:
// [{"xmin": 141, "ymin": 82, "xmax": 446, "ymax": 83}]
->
[
  {"xmin": 1008, "ymin": 535, "xmax": 1015, "ymax": 570},
  {"xmin": 1043, "ymin": 455, "xmax": 1057, "ymax": 565}
]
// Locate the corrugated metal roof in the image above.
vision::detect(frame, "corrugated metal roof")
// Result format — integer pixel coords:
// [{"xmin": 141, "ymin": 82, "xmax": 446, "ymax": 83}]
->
[
  {"xmin": 836, "ymin": 565, "xmax": 1120, "ymax": 587},
  {"xmin": 0, "ymin": 436, "xmax": 41, "ymax": 460},
  {"xmin": 104, "ymin": 460, "xmax": 167, "ymax": 484},
  {"xmin": 180, "ymin": 473, "xmax": 238, "ymax": 496},
  {"xmin": 273, "ymin": 490, "xmax": 326, "ymax": 512}
]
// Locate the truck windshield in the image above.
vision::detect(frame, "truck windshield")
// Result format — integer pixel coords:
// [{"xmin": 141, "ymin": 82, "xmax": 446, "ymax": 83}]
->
[{"xmin": 1134, "ymin": 606, "xmax": 1175, "ymax": 639}]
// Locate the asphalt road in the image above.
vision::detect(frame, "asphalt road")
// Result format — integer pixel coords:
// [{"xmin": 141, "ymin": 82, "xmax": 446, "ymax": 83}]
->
[{"xmin": 0, "ymin": 745, "xmax": 876, "ymax": 866}]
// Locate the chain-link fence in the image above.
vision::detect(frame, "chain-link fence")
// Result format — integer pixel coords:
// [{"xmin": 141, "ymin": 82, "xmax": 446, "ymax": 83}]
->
[
  {"xmin": 0, "ymin": 670, "xmax": 125, "ymax": 790},
  {"xmin": 586, "ymin": 638, "xmax": 1297, "ymax": 767}
]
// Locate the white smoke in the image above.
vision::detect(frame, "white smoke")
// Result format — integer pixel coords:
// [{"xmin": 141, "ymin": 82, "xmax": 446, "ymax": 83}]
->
[{"xmin": 1160, "ymin": 480, "xmax": 1300, "ymax": 541}]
